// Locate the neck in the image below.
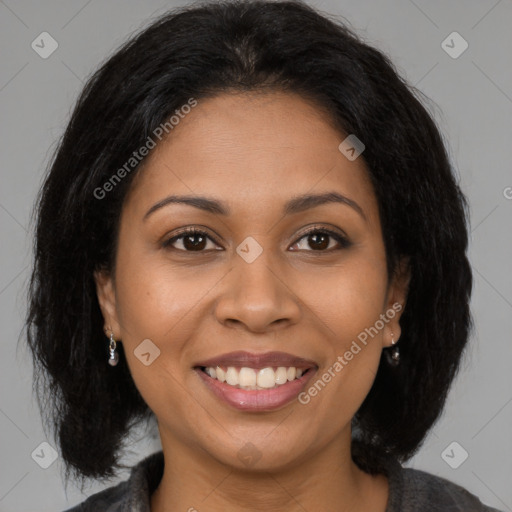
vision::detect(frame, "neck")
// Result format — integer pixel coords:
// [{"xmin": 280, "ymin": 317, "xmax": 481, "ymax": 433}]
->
[{"xmin": 150, "ymin": 428, "xmax": 389, "ymax": 512}]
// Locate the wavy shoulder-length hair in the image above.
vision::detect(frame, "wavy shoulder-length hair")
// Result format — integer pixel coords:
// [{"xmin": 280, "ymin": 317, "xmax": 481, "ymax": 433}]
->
[{"xmin": 24, "ymin": 0, "xmax": 472, "ymax": 482}]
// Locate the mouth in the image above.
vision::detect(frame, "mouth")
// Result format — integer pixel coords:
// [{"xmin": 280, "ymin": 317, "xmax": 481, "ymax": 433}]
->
[
  {"xmin": 192, "ymin": 351, "xmax": 318, "ymax": 411},
  {"xmin": 197, "ymin": 365, "xmax": 314, "ymax": 390}
]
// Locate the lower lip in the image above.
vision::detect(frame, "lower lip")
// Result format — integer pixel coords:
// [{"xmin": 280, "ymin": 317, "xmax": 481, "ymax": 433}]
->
[{"xmin": 195, "ymin": 367, "xmax": 317, "ymax": 411}]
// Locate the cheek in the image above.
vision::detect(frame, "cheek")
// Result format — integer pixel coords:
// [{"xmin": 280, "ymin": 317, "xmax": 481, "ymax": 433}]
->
[
  {"xmin": 113, "ymin": 244, "xmax": 208, "ymax": 340},
  {"xmin": 297, "ymin": 251, "xmax": 388, "ymax": 342},
  {"xmin": 295, "ymin": 249, "xmax": 388, "ymax": 407},
  {"xmin": 111, "ymin": 245, "xmax": 229, "ymax": 404},
  {"xmin": 297, "ymin": 266, "xmax": 387, "ymax": 434},
  {"xmin": 111, "ymin": 253, "xmax": 198, "ymax": 425}
]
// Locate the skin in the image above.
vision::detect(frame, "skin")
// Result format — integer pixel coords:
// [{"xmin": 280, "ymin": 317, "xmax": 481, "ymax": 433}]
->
[{"xmin": 95, "ymin": 90, "xmax": 410, "ymax": 512}]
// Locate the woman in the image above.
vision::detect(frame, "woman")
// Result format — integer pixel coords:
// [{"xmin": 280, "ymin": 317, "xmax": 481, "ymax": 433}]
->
[{"xmin": 25, "ymin": 0, "xmax": 503, "ymax": 510}]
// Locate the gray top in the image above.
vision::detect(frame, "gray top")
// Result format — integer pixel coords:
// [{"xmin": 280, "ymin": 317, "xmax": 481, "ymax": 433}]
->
[{"xmin": 64, "ymin": 450, "xmax": 503, "ymax": 511}]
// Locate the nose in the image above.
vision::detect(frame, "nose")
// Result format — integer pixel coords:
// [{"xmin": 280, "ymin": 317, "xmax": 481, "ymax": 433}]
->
[{"xmin": 214, "ymin": 248, "xmax": 301, "ymax": 334}]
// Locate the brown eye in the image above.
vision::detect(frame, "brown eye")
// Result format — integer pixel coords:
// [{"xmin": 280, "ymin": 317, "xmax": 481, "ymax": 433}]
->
[
  {"xmin": 162, "ymin": 228, "xmax": 220, "ymax": 252},
  {"xmin": 290, "ymin": 228, "xmax": 351, "ymax": 252}
]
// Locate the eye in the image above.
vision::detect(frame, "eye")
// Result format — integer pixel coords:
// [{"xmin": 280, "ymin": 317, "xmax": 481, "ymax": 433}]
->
[
  {"xmin": 290, "ymin": 227, "xmax": 351, "ymax": 252},
  {"xmin": 162, "ymin": 227, "xmax": 221, "ymax": 252}
]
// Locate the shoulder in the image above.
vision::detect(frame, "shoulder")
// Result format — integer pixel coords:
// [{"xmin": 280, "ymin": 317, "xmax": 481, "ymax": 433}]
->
[
  {"xmin": 354, "ymin": 447, "xmax": 503, "ymax": 512},
  {"xmin": 62, "ymin": 480, "xmax": 128, "ymax": 512},
  {"xmin": 392, "ymin": 465, "xmax": 503, "ymax": 512},
  {"xmin": 61, "ymin": 451, "xmax": 164, "ymax": 512}
]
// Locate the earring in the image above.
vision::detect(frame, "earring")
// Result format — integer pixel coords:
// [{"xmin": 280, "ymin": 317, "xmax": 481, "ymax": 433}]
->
[
  {"xmin": 108, "ymin": 330, "xmax": 119, "ymax": 366},
  {"xmin": 387, "ymin": 332, "xmax": 400, "ymax": 366}
]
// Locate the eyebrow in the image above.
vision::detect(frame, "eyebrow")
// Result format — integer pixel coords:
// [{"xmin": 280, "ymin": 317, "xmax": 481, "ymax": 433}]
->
[{"xmin": 143, "ymin": 191, "xmax": 367, "ymax": 221}]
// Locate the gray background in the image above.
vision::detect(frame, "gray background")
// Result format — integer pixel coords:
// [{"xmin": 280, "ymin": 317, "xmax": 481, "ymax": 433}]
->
[{"xmin": 1, "ymin": 0, "xmax": 511, "ymax": 510}]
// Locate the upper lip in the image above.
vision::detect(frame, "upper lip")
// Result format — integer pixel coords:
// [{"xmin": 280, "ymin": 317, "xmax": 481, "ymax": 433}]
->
[{"xmin": 194, "ymin": 351, "xmax": 318, "ymax": 369}]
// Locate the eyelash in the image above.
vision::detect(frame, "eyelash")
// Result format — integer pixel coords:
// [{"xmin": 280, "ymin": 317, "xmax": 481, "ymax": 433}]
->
[{"xmin": 162, "ymin": 225, "xmax": 351, "ymax": 253}]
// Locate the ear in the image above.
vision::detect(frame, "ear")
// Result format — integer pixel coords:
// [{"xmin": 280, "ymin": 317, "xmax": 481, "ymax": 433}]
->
[
  {"xmin": 94, "ymin": 268, "xmax": 122, "ymax": 340},
  {"xmin": 383, "ymin": 256, "xmax": 411, "ymax": 347}
]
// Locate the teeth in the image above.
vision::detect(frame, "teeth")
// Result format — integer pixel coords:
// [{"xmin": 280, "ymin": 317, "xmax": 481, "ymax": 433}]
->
[
  {"xmin": 216, "ymin": 367, "xmax": 226, "ymax": 382},
  {"xmin": 275, "ymin": 366, "xmax": 288, "ymax": 385},
  {"xmin": 203, "ymin": 366, "xmax": 307, "ymax": 389},
  {"xmin": 226, "ymin": 367, "xmax": 238, "ymax": 386},
  {"xmin": 257, "ymin": 367, "xmax": 275, "ymax": 388},
  {"xmin": 239, "ymin": 367, "xmax": 257, "ymax": 387}
]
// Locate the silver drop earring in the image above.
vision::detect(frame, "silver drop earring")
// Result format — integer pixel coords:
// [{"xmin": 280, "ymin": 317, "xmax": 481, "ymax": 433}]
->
[
  {"xmin": 388, "ymin": 332, "xmax": 400, "ymax": 366},
  {"xmin": 108, "ymin": 331, "xmax": 119, "ymax": 366}
]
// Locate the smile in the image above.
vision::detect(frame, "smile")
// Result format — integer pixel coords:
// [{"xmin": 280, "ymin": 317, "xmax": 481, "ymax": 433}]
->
[
  {"xmin": 201, "ymin": 365, "xmax": 306, "ymax": 390},
  {"xmin": 195, "ymin": 365, "xmax": 317, "ymax": 411}
]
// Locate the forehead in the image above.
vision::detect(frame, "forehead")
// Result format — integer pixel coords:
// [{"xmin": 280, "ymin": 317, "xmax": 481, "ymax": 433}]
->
[{"xmin": 124, "ymin": 91, "xmax": 378, "ymax": 225}]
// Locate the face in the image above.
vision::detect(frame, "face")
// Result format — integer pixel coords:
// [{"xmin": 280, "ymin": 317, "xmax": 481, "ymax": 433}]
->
[{"xmin": 95, "ymin": 91, "xmax": 409, "ymax": 472}]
